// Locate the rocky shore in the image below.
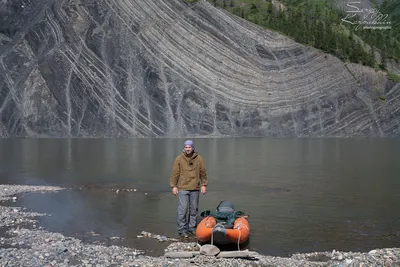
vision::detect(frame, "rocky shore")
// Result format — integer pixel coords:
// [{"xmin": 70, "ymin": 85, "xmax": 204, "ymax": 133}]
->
[{"xmin": 1, "ymin": 184, "xmax": 399, "ymax": 266}]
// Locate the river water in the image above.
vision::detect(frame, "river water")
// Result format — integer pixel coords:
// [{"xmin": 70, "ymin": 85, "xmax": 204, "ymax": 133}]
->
[{"xmin": 0, "ymin": 138, "xmax": 399, "ymax": 256}]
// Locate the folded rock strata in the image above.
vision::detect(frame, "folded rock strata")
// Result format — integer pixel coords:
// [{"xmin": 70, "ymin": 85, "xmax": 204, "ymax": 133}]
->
[{"xmin": 0, "ymin": 0, "xmax": 399, "ymax": 137}]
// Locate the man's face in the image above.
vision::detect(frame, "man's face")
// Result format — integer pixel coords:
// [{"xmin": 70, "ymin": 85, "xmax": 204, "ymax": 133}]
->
[{"xmin": 184, "ymin": 145, "xmax": 193, "ymax": 154}]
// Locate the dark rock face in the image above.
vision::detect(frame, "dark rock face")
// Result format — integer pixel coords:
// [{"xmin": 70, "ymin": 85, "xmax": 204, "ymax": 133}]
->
[{"xmin": 0, "ymin": 0, "xmax": 399, "ymax": 137}]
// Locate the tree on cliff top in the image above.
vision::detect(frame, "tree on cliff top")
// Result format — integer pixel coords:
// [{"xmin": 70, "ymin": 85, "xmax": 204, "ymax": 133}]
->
[{"xmin": 199, "ymin": 0, "xmax": 399, "ymax": 71}]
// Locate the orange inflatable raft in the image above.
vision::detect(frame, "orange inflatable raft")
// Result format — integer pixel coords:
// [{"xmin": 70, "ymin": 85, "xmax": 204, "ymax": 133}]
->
[{"xmin": 195, "ymin": 201, "xmax": 250, "ymax": 245}]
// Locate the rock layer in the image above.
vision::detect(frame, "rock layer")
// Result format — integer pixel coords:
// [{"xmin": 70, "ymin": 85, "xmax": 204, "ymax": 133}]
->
[{"xmin": 0, "ymin": 0, "xmax": 399, "ymax": 137}]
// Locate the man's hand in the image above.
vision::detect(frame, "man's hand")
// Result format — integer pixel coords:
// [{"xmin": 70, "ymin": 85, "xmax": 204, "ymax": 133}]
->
[
  {"xmin": 201, "ymin": 185, "xmax": 207, "ymax": 195},
  {"xmin": 172, "ymin": 187, "xmax": 178, "ymax": 195}
]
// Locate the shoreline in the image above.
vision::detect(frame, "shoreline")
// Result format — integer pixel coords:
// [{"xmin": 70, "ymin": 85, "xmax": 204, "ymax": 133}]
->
[{"xmin": 0, "ymin": 184, "xmax": 399, "ymax": 266}]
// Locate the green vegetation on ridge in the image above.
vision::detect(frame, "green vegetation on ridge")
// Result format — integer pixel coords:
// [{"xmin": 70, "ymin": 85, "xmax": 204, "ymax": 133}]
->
[{"xmin": 187, "ymin": 0, "xmax": 400, "ymax": 72}]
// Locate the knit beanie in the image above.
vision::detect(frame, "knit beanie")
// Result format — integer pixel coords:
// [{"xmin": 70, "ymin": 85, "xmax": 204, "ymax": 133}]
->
[{"xmin": 184, "ymin": 140, "xmax": 194, "ymax": 149}]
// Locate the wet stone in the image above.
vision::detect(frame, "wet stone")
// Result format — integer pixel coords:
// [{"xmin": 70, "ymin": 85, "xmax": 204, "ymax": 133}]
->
[{"xmin": 1, "ymin": 184, "xmax": 400, "ymax": 267}]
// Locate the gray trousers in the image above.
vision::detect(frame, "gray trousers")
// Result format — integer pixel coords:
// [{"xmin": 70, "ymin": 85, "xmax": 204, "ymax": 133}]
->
[{"xmin": 177, "ymin": 190, "xmax": 200, "ymax": 235}]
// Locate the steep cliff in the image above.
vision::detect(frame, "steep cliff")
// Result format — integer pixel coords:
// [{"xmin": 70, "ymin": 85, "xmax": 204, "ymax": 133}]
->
[{"xmin": 0, "ymin": 0, "xmax": 399, "ymax": 137}]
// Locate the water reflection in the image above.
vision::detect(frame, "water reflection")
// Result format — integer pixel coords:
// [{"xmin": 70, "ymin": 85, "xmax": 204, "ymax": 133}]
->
[{"xmin": 0, "ymin": 138, "xmax": 399, "ymax": 256}]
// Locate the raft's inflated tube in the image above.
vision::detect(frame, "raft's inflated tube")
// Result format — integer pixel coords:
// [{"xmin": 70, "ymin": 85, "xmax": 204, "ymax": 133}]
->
[{"xmin": 196, "ymin": 216, "xmax": 250, "ymax": 244}]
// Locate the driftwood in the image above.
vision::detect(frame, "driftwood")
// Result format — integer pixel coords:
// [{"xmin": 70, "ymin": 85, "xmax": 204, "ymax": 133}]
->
[
  {"xmin": 165, "ymin": 249, "xmax": 259, "ymax": 259},
  {"xmin": 165, "ymin": 251, "xmax": 200, "ymax": 258},
  {"xmin": 217, "ymin": 250, "xmax": 259, "ymax": 258}
]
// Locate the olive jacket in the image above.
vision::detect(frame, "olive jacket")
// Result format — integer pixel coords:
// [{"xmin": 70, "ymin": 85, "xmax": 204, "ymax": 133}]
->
[{"xmin": 169, "ymin": 152, "xmax": 208, "ymax": 191}]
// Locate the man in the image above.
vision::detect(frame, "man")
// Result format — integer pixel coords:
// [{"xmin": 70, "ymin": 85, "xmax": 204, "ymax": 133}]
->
[{"xmin": 170, "ymin": 140, "xmax": 208, "ymax": 238}]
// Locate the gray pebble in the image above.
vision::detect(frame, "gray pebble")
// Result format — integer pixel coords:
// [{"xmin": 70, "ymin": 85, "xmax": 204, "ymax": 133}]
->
[{"xmin": 1, "ymin": 184, "xmax": 400, "ymax": 267}]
